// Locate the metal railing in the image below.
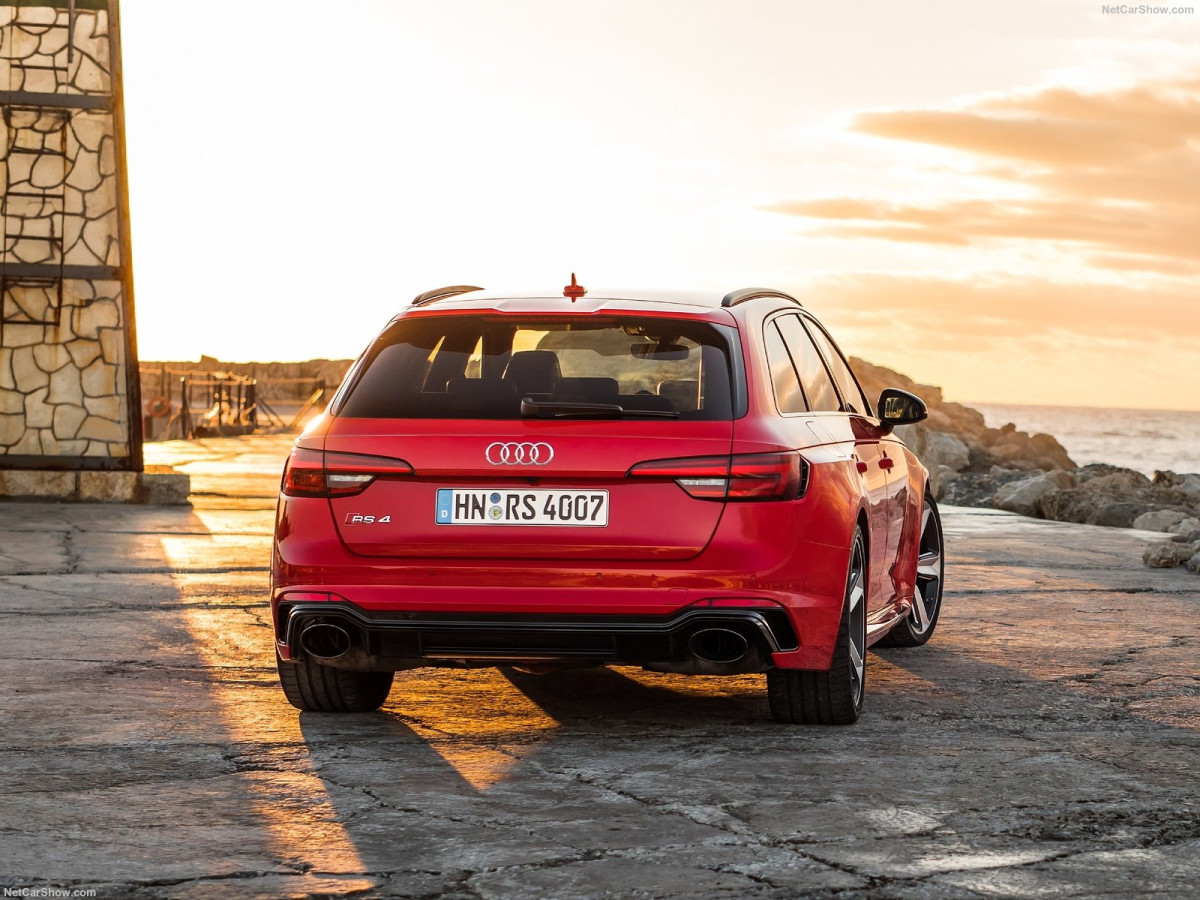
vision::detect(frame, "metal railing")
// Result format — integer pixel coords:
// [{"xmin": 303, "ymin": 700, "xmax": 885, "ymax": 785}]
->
[{"xmin": 139, "ymin": 367, "xmax": 327, "ymax": 440}]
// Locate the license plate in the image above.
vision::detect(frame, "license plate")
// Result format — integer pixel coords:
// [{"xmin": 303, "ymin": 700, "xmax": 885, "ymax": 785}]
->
[{"xmin": 436, "ymin": 489, "xmax": 609, "ymax": 526}]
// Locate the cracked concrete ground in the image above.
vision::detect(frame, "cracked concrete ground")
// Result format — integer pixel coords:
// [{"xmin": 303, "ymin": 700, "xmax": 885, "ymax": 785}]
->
[{"xmin": 1, "ymin": 433, "xmax": 1198, "ymax": 899}]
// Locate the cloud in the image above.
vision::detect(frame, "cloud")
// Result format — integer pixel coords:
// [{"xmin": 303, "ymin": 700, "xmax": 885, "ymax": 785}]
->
[
  {"xmin": 803, "ymin": 273, "xmax": 1199, "ymax": 410},
  {"xmin": 770, "ymin": 74, "xmax": 1200, "ymax": 270},
  {"xmin": 807, "ymin": 272, "xmax": 1200, "ymax": 344}
]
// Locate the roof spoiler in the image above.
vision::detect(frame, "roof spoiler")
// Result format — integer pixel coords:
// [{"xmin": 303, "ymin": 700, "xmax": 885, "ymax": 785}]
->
[
  {"xmin": 721, "ymin": 288, "xmax": 801, "ymax": 308},
  {"xmin": 411, "ymin": 285, "xmax": 485, "ymax": 307}
]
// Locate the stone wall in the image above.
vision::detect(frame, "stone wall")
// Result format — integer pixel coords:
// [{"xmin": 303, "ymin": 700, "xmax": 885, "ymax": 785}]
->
[{"xmin": 1, "ymin": 2, "xmax": 138, "ymax": 469}]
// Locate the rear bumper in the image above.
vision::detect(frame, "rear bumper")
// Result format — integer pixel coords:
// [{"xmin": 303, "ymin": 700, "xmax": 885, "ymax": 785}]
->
[
  {"xmin": 272, "ymin": 488, "xmax": 858, "ymax": 671},
  {"xmin": 277, "ymin": 599, "xmax": 800, "ymax": 675}
]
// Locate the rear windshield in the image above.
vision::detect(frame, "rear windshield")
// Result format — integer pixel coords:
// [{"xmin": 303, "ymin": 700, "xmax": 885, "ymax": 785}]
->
[{"xmin": 338, "ymin": 314, "xmax": 736, "ymax": 421}]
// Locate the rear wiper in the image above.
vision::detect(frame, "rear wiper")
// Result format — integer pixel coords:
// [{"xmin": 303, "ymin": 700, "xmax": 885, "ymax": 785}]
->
[{"xmin": 520, "ymin": 398, "xmax": 679, "ymax": 419}]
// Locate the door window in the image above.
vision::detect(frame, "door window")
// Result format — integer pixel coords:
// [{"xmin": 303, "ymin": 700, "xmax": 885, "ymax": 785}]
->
[
  {"xmin": 802, "ymin": 318, "xmax": 872, "ymax": 416},
  {"xmin": 775, "ymin": 315, "xmax": 840, "ymax": 412}
]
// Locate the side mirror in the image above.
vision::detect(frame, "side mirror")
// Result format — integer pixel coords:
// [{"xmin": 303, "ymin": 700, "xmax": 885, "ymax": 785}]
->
[{"xmin": 877, "ymin": 388, "xmax": 927, "ymax": 429}]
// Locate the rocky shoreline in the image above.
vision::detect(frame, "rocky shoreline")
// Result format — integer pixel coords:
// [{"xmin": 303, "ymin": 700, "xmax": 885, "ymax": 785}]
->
[{"xmin": 849, "ymin": 359, "xmax": 1200, "ymax": 577}]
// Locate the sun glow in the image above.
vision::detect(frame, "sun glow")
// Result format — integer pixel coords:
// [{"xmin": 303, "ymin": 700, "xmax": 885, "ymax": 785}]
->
[{"xmin": 119, "ymin": 0, "xmax": 1200, "ymax": 410}]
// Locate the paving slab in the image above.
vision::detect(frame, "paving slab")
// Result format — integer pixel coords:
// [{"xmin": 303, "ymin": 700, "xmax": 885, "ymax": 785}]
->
[{"xmin": 1, "ymin": 434, "xmax": 1198, "ymax": 899}]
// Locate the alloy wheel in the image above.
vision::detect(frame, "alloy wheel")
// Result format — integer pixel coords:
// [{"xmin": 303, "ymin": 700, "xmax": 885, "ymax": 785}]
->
[{"xmin": 909, "ymin": 498, "xmax": 944, "ymax": 635}]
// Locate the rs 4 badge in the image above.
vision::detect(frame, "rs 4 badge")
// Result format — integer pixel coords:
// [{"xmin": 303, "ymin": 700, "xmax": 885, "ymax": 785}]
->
[{"xmin": 344, "ymin": 514, "xmax": 391, "ymax": 525}]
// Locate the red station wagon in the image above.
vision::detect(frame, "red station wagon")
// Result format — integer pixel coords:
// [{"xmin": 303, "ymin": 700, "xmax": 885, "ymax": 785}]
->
[{"xmin": 272, "ymin": 279, "xmax": 945, "ymax": 724}]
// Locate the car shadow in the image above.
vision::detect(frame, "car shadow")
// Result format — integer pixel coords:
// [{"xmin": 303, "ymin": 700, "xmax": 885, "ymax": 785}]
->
[{"xmin": 286, "ymin": 626, "xmax": 1200, "ymax": 888}]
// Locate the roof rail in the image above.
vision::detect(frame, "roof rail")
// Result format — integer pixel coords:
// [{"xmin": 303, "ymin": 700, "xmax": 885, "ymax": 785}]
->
[
  {"xmin": 411, "ymin": 285, "xmax": 485, "ymax": 307},
  {"xmin": 720, "ymin": 287, "xmax": 801, "ymax": 308}
]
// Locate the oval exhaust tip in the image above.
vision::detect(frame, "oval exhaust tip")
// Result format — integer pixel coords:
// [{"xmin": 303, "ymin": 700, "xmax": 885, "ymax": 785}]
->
[
  {"xmin": 299, "ymin": 622, "xmax": 352, "ymax": 660},
  {"xmin": 689, "ymin": 628, "xmax": 749, "ymax": 665}
]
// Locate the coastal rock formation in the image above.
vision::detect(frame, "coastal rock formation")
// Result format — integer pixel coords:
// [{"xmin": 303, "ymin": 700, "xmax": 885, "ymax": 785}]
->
[
  {"xmin": 992, "ymin": 466, "xmax": 1200, "ymax": 530},
  {"xmin": 847, "ymin": 358, "xmax": 1075, "ymax": 498}
]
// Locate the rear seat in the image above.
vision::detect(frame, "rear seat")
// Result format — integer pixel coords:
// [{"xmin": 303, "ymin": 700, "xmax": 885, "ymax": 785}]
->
[{"xmin": 555, "ymin": 377, "xmax": 620, "ymax": 404}]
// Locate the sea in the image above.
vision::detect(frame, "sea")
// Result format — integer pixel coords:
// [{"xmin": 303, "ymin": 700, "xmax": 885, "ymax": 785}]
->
[{"xmin": 970, "ymin": 403, "xmax": 1200, "ymax": 478}]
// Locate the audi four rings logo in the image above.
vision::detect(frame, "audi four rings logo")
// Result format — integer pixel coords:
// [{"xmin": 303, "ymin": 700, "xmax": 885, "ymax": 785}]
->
[{"xmin": 485, "ymin": 441, "xmax": 554, "ymax": 465}]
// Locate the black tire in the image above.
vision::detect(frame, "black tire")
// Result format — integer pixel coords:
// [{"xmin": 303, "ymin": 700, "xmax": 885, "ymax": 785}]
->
[
  {"xmin": 277, "ymin": 655, "xmax": 393, "ymax": 712},
  {"xmin": 878, "ymin": 491, "xmax": 944, "ymax": 648},
  {"xmin": 768, "ymin": 528, "xmax": 866, "ymax": 725}
]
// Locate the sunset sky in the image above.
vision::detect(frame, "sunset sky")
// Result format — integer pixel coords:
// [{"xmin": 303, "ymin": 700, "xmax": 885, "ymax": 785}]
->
[{"xmin": 120, "ymin": 0, "xmax": 1200, "ymax": 410}]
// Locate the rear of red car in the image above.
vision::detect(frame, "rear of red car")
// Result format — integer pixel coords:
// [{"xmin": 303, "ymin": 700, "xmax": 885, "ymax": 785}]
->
[{"xmin": 272, "ymin": 293, "xmax": 859, "ymax": 713}]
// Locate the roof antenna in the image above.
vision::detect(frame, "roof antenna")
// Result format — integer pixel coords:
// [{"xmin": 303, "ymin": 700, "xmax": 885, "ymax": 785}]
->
[{"xmin": 563, "ymin": 273, "xmax": 587, "ymax": 302}]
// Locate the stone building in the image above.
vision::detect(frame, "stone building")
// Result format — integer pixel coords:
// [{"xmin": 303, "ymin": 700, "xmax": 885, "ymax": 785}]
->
[{"xmin": 1, "ymin": 1, "xmax": 144, "ymax": 500}]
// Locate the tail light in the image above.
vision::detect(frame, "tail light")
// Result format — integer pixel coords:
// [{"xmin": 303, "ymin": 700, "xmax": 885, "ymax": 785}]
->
[
  {"xmin": 627, "ymin": 451, "xmax": 807, "ymax": 501},
  {"xmin": 281, "ymin": 448, "xmax": 413, "ymax": 498}
]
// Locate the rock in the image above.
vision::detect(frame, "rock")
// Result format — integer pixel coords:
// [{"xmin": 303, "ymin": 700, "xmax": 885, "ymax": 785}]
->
[
  {"xmin": 934, "ymin": 465, "xmax": 958, "ymax": 500},
  {"xmin": 1078, "ymin": 471, "xmax": 1152, "ymax": 494},
  {"xmin": 940, "ymin": 469, "xmax": 1030, "ymax": 509},
  {"xmin": 1181, "ymin": 477, "xmax": 1200, "ymax": 503},
  {"xmin": 1144, "ymin": 541, "xmax": 1198, "ymax": 568},
  {"xmin": 1132, "ymin": 509, "xmax": 1191, "ymax": 532},
  {"xmin": 1075, "ymin": 463, "xmax": 1131, "ymax": 485},
  {"xmin": 926, "ymin": 431, "xmax": 971, "ymax": 472},
  {"xmin": 1040, "ymin": 464, "xmax": 1198, "ymax": 529},
  {"xmin": 1187, "ymin": 553, "xmax": 1200, "ymax": 575},
  {"xmin": 1155, "ymin": 471, "xmax": 1200, "ymax": 503},
  {"xmin": 1170, "ymin": 519, "xmax": 1200, "ymax": 537},
  {"xmin": 993, "ymin": 470, "xmax": 1075, "ymax": 518},
  {"xmin": 1144, "ymin": 543, "xmax": 1179, "ymax": 567},
  {"xmin": 892, "ymin": 425, "xmax": 970, "ymax": 496},
  {"xmin": 1093, "ymin": 503, "xmax": 1144, "ymax": 528}
]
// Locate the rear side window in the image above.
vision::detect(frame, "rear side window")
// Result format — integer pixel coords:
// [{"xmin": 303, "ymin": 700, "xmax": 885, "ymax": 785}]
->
[
  {"xmin": 774, "ymin": 315, "xmax": 840, "ymax": 412},
  {"xmin": 338, "ymin": 314, "xmax": 736, "ymax": 420},
  {"xmin": 803, "ymin": 318, "xmax": 872, "ymax": 416}
]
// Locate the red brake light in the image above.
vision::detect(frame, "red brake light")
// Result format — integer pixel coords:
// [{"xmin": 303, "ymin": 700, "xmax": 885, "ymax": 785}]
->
[
  {"xmin": 728, "ymin": 452, "xmax": 805, "ymax": 500},
  {"xmin": 281, "ymin": 448, "xmax": 413, "ymax": 498},
  {"xmin": 627, "ymin": 452, "xmax": 806, "ymax": 501},
  {"xmin": 282, "ymin": 448, "xmax": 326, "ymax": 496}
]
